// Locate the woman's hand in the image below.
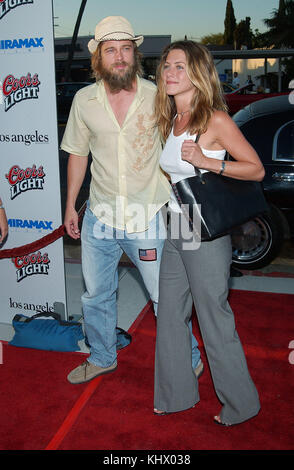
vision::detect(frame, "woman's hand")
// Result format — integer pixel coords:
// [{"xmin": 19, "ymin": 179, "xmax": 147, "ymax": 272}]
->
[
  {"xmin": 181, "ymin": 139, "xmax": 207, "ymax": 168},
  {"xmin": 180, "ymin": 111, "xmax": 265, "ymax": 182}
]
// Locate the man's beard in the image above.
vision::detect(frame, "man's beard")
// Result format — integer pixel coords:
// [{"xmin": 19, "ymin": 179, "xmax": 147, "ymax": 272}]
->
[{"xmin": 99, "ymin": 61, "xmax": 137, "ymax": 92}]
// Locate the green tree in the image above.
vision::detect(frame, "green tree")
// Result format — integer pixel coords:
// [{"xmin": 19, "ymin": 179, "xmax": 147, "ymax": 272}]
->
[
  {"xmin": 201, "ymin": 33, "xmax": 224, "ymax": 45},
  {"xmin": 263, "ymin": 0, "xmax": 294, "ymax": 87},
  {"xmin": 234, "ymin": 17, "xmax": 253, "ymax": 49},
  {"xmin": 223, "ymin": 0, "xmax": 236, "ymax": 46},
  {"xmin": 251, "ymin": 29, "xmax": 268, "ymax": 48},
  {"xmin": 263, "ymin": 0, "xmax": 294, "ymax": 47}
]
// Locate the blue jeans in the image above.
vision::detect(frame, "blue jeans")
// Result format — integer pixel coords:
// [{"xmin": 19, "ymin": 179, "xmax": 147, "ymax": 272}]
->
[{"xmin": 81, "ymin": 205, "xmax": 200, "ymax": 368}]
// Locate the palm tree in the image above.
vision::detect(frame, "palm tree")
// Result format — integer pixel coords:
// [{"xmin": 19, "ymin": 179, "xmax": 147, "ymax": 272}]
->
[
  {"xmin": 263, "ymin": 0, "xmax": 294, "ymax": 47},
  {"xmin": 263, "ymin": 0, "xmax": 294, "ymax": 90},
  {"xmin": 64, "ymin": 0, "xmax": 88, "ymax": 81}
]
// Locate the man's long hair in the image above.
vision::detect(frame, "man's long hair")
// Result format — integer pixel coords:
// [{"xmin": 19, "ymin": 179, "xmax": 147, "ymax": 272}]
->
[
  {"xmin": 155, "ymin": 40, "xmax": 228, "ymax": 141},
  {"xmin": 91, "ymin": 42, "xmax": 143, "ymax": 91}
]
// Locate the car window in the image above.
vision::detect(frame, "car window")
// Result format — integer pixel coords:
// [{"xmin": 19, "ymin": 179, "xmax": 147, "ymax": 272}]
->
[
  {"xmin": 65, "ymin": 85, "xmax": 81, "ymax": 97},
  {"xmin": 273, "ymin": 120, "xmax": 294, "ymax": 162},
  {"xmin": 56, "ymin": 83, "xmax": 89, "ymax": 98}
]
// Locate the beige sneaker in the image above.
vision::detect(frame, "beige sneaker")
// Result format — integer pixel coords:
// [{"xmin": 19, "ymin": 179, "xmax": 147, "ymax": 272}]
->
[{"xmin": 67, "ymin": 360, "xmax": 117, "ymax": 384}]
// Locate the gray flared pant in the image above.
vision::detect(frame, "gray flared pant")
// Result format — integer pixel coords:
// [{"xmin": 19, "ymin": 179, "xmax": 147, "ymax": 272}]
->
[{"xmin": 154, "ymin": 214, "xmax": 260, "ymax": 425}]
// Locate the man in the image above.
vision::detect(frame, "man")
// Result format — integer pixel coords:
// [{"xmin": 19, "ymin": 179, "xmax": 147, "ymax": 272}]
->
[
  {"xmin": 61, "ymin": 16, "xmax": 202, "ymax": 384},
  {"xmin": 232, "ymin": 71, "xmax": 240, "ymax": 89},
  {"xmin": 246, "ymin": 75, "xmax": 254, "ymax": 92},
  {"xmin": 0, "ymin": 197, "xmax": 8, "ymax": 244}
]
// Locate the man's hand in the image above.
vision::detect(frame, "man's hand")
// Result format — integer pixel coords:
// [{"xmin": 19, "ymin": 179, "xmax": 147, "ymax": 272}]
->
[
  {"xmin": 63, "ymin": 154, "xmax": 88, "ymax": 239},
  {"xmin": 0, "ymin": 208, "xmax": 8, "ymax": 244},
  {"xmin": 64, "ymin": 206, "xmax": 80, "ymax": 239}
]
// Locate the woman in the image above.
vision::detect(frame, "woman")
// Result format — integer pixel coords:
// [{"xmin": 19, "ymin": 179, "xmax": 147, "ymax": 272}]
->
[{"xmin": 153, "ymin": 41, "xmax": 264, "ymax": 426}]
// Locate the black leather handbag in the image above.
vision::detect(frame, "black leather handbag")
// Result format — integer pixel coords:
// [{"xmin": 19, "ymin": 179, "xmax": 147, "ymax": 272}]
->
[{"xmin": 172, "ymin": 135, "xmax": 268, "ymax": 241}]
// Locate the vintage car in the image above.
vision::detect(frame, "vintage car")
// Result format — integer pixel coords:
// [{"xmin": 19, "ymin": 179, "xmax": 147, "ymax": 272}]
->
[
  {"xmin": 224, "ymin": 83, "xmax": 289, "ymax": 115},
  {"xmin": 231, "ymin": 94, "xmax": 294, "ymax": 270}
]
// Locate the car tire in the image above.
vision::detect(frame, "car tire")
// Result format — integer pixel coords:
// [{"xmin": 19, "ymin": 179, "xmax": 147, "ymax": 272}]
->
[{"xmin": 231, "ymin": 205, "xmax": 284, "ymax": 270}]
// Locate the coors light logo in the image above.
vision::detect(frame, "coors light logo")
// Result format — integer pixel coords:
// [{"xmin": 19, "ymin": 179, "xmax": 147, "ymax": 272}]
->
[
  {"xmin": 2, "ymin": 72, "xmax": 40, "ymax": 111},
  {"xmin": 12, "ymin": 251, "xmax": 50, "ymax": 282},
  {"xmin": 0, "ymin": 0, "xmax": 34, "ymax": 21},
  {"xmin": 5, "ymin": 164, "xmax": 45, "ymax": 200}
]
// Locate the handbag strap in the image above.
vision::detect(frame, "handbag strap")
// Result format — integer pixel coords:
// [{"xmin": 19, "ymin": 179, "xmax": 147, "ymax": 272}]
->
[
  {"xmin": 27, "ymin": 311, "xmax": 62, "ymax": 322},
  {"xmin": 194, "ymin": 133, "xmax": 202, "ymax": 178},
  {"xmin": 27, "ymin": 311, "xmax": 81, "ymax": 326}
]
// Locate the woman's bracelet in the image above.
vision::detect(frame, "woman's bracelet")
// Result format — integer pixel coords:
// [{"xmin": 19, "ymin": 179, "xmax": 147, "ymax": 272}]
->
[
  {"xmin": 219, "ymin": 160, "xmax": 226, "ymax": 175},
  {"xmin": 0, "ymin": 205, "xmax": 5, "ymax": 210}
]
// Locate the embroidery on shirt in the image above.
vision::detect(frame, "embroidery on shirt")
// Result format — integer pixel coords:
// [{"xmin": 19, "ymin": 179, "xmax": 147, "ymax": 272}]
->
[{"xmin": 132, "ymin": 113, "xmax": 155, "ymax": 172}]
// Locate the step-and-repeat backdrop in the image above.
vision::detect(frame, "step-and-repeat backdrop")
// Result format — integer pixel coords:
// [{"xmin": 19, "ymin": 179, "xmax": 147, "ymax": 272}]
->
[{"xmin": 0, "ymin": 0, "xmax": 68, "ymax": 322}]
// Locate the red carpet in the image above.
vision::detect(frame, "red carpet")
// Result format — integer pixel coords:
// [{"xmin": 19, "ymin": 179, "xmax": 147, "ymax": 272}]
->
[{"xmin": 0, "ymin": 290, "xmax": 294, "ymax": 451}]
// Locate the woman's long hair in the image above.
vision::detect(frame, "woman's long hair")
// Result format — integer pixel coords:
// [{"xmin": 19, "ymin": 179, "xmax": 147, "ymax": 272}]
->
[{"xmin": 155, "ymin": 40, "xmax": 228, "ymax": 141}]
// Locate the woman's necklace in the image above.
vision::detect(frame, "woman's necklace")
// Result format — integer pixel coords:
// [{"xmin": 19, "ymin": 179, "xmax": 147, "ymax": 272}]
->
[
  {"xmin": 177, "ymin": 110, "xmax": 190, "ymax": 117},
  {"xmin": 176, "ymin": 109, "xmax": 191, "ymax": 132}
]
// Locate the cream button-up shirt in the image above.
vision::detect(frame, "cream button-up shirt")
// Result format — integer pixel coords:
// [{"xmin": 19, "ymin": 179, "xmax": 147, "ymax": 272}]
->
[{"xmin": 61, "ymin": 77, "xmax": 170, "ymax": 233}]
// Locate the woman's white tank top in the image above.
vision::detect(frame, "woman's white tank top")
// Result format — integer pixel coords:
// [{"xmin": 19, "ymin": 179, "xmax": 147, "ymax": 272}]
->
[{"xmin": 160, "ymin": 129, "xmax": 226, "ymax": 213}]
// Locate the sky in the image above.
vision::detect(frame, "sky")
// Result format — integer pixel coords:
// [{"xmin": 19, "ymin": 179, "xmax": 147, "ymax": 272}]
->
[{"xmin": 52, "ymin": 0, "xmax": 280, "ymax": 41}]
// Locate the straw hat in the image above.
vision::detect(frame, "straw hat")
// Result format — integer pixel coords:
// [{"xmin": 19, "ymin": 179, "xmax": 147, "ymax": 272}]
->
[{"xmin": 88, "ymin": 16, "xmax": 144, "ymax": 54}]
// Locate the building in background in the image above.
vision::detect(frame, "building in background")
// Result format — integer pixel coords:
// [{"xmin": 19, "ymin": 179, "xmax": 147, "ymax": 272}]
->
[
  {"xmin": 206, "ymin": 44, "xmax": 233, "ymax": 84},
  {"xmin": 54, "ymin": 35, "xmax": 172, "ymax": 82},
  {"xmin": 233, "ymin": 54, "xmax": 281, "ymax": 91},
  {"xmin": 55, "ymin": 36, "xmax": 291, "ymax": 92}
]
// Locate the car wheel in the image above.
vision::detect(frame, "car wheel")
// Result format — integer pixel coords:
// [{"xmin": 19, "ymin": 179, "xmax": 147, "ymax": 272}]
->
[{"xmin": 231, "ymin": 205, "xmax": 284, "ymax": 270}]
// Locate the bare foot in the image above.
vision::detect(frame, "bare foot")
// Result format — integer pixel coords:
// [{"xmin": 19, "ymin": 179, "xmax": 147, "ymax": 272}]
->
[
  {"xmin": 214, "ymin": 415, "xmax": 231, "ymax": 426},
  {"xmin": 154, "ymin": 408, "xmax": 167, "ymax": 416}
]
